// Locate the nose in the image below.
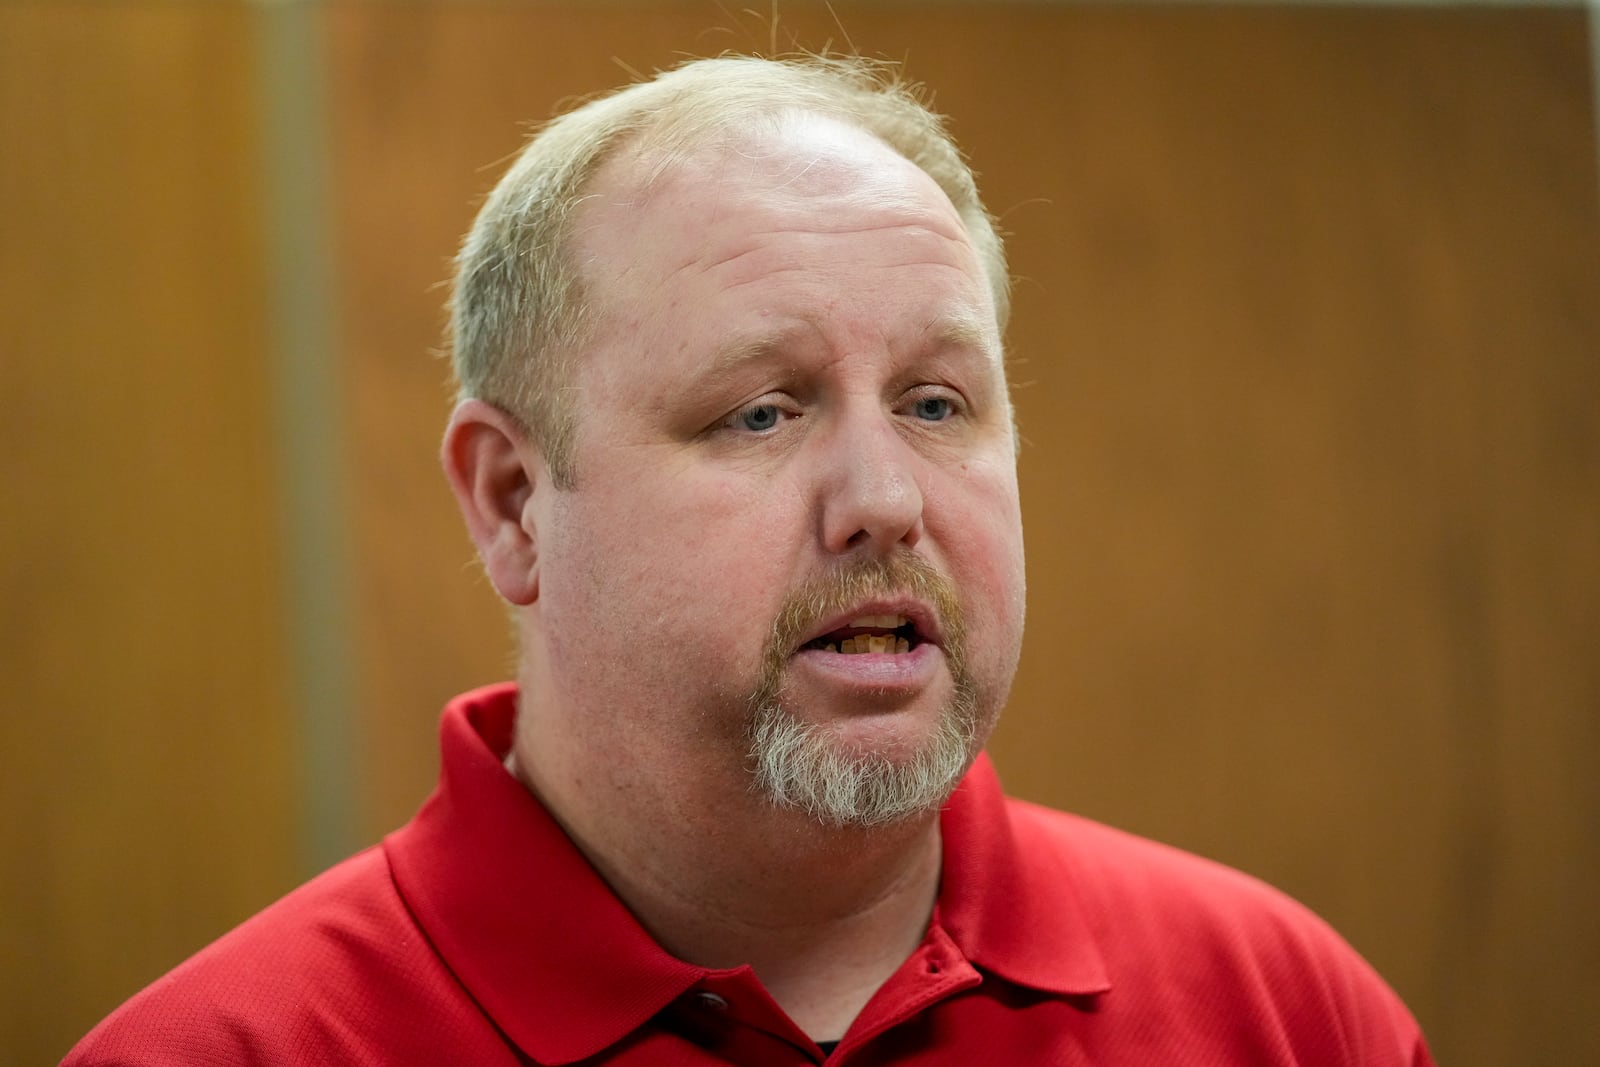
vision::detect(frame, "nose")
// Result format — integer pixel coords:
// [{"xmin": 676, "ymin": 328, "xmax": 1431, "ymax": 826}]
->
[{"xmin": 817, "ymin": 409, "xmax": 926, "ymax": 556}]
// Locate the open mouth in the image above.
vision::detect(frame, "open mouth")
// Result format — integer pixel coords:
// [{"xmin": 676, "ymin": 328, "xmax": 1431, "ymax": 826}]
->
[{"xmin": 800, "ymin": 613, "xmax": 923, "ymax": 656}]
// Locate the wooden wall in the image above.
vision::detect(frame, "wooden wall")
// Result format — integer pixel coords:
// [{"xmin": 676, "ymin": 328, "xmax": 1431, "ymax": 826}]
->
[
  {"xmin": 0, "ymin": 4, "xmax": 301, "ymax": 1062},
  {"xmin": 4, "ymin": 2, "xmax": 1596, "ymax": 1063}
]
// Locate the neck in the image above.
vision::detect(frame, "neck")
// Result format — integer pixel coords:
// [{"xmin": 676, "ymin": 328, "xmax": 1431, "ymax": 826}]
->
[{"xmin": 509, "ymin": 741, "xmax": 944, "ymax": 1042}]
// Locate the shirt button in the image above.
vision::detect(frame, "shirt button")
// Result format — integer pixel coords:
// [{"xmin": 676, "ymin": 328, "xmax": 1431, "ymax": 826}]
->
[{"xmin": 696, "ymin": 991, "xmax": 729, "ymax": 1011}]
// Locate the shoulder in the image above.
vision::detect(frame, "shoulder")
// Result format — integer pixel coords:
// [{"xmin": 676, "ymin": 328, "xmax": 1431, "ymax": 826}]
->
[
  {"xmin": 62, "ymin": 846, "xmax": 500, "ymax": 1067},
  {"xmin": 1006, "ymin": 796, "xmax": 1319, "ymax": 930},
  {"xmin": 1003, "ymin": 798, "xmax": 1433, "ymax": 1065}
]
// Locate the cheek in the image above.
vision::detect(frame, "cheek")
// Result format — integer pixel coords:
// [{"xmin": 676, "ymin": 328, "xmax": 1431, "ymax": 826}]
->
[
  {"xmin": 932, "ymin": 460, "xmax": 1027, "ymax": 641},
  {"xmin": 634, "ymin": 470, "xmax": 793, "ymax": 591},
  {"xmin": 544, "ymin": 470, "xmax": 793, "ymax": 687}
]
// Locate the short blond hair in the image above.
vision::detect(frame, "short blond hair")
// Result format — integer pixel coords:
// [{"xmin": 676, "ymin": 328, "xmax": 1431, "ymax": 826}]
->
[{"xmin": 449, "ymin": 54, "xmax": 1009, "ymax": 487}]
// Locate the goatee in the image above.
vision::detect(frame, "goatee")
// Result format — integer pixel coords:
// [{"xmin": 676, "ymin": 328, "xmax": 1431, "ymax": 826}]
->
[{"xmin": 745, "ymin": 552, "xmax": 979, "ymax": 829}]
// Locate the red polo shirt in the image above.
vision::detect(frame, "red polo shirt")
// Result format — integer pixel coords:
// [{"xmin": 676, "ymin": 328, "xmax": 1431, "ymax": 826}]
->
[{"xmin": 66, "ymin": 684, "xmax": 1432, "ymax": 1065}]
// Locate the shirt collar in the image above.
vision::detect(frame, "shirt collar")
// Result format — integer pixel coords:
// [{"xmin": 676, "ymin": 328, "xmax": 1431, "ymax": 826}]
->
[
  {"xmin": 385, "ymin": 684, "xmax": 706, "ymax": 1064},
  {"xmin": 386, "ymin": 685, "xmax": 1108, "ymax": 1065},
  {"xmin": 937, "ymin": 754, "xmax": 1112, "ymax": 996}
]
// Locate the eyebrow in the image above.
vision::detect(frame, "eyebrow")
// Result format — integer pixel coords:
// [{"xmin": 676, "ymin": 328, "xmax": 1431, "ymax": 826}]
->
[
  {"xmin": 700, "ymin": 331, "xmax": 792, "ymax": 384},
  {"xmin": 696, "ymin": 313, "xmax": 998, "ymax": 387},
  {"xmin": 924, "ymin": 313, "xmax": 1000, "ymax": 361}
]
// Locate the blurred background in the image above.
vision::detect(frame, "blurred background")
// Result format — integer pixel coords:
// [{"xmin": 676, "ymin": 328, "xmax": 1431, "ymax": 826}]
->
[{"xmin": 3, "ymin": 1, "xmax": 1597, "ymax": 1062}]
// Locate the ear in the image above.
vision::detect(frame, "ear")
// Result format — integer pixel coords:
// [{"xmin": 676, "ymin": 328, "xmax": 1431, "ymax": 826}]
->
[{"xmin": 440, "ymin": 399, "xmax": 545, "ymax": 606}]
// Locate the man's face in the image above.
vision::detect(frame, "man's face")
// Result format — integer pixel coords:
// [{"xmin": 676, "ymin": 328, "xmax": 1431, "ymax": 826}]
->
[{"xmin": 525, "ymin": 114, "xmax": 1026, "ymax": 825}]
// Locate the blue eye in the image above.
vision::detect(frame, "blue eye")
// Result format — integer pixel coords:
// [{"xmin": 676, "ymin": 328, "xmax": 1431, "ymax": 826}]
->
[
  {"xmin": 911, "ymin": 396, "xmax": 953, "ymax": 421},
  {"xmin": 736, "ymin": 404, "xmax": 781, "ymax": 432}
]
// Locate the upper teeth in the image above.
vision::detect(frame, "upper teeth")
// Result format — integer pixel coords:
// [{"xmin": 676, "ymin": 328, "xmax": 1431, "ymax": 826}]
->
[{"xmin": 848, "ymin": 614, "xmax": 908, "ymax": 629}]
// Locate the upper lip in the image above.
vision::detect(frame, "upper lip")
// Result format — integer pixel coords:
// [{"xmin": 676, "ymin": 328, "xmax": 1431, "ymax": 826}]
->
[{"xmin": 795, "ymin": 598, "xmax": 944, "ymax": 651}]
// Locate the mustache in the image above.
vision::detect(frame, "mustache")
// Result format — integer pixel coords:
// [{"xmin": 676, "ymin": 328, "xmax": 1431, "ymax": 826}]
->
[{"xmin": 762, "ymin": 552, "xmax": 966, "ymax": 671}]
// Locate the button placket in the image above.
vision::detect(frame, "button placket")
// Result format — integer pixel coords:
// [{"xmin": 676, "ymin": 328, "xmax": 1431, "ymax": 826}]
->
[{"xmin": 837, "ymin": 924, "xmax": 982, "ymax": 1055}]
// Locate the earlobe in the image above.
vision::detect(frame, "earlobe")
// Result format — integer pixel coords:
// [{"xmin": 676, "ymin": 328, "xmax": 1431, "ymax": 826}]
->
[{"xmin": 440, "ymin": 399, "xmax": 543, "ymax": 606}]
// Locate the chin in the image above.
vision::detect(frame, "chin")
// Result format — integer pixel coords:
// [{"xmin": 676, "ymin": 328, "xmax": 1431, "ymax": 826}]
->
[{"xmin": 746, "ymin": 683, "xmax": 979, "ymax": 830}]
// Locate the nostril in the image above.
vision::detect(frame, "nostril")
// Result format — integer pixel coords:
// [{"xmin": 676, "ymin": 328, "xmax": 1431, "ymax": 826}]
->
[{"xmin": 823, "ymin": 464, "xmax": 925, "ymax": 554}]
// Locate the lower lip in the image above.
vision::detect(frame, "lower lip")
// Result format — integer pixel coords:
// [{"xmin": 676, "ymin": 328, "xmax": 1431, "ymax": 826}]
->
[{"xmin": 789, "ymin": 642, "xmax": 943, "ymax": 689}]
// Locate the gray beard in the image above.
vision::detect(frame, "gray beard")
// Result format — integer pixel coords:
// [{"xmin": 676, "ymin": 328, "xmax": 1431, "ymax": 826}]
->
[
  {"xmin": 746, "ymin": 677, "xmax": 979, "ymax": 829},
  {"xmin": 741, "ymin": 551, "xmax": 980, "ymax": 829}
]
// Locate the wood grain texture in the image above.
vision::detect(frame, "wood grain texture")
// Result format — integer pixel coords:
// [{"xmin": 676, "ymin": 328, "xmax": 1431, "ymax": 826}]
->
[
  {"xmin": 320, "ymin": 4, "xmax": 1597, "ymax": 1066},
  {"xmin": 0, "ymin": 5, "xmax": 299, "ymax": 1061},
  {"xmin": 974, "ymin": 13, "xmax": 1600, "ymax": 1066}
]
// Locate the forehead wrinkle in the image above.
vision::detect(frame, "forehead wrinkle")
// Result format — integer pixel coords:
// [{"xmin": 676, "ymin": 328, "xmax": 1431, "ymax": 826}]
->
[
  {"xmin": 684, "ymin": 234, "xmax": 979, "ymax": 310},
  {"xmin": 675, "ymin": 214, "xmax": 969, "ymax": 278}
]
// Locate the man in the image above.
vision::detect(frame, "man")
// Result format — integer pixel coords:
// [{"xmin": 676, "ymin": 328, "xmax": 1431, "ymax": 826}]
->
[{"xmin": 67, "ymin": 55, "xmax": 1433, "ymax": 1065}]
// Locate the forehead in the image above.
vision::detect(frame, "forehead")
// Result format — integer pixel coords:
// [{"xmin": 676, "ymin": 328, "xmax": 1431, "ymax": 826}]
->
[
  {"xmin": 569, "ymin": 113, "xmax": 985, "ymax": 323},
  {"xmin": 644, "ymin": 113, "xmax": 954, "ymax": 221}
]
